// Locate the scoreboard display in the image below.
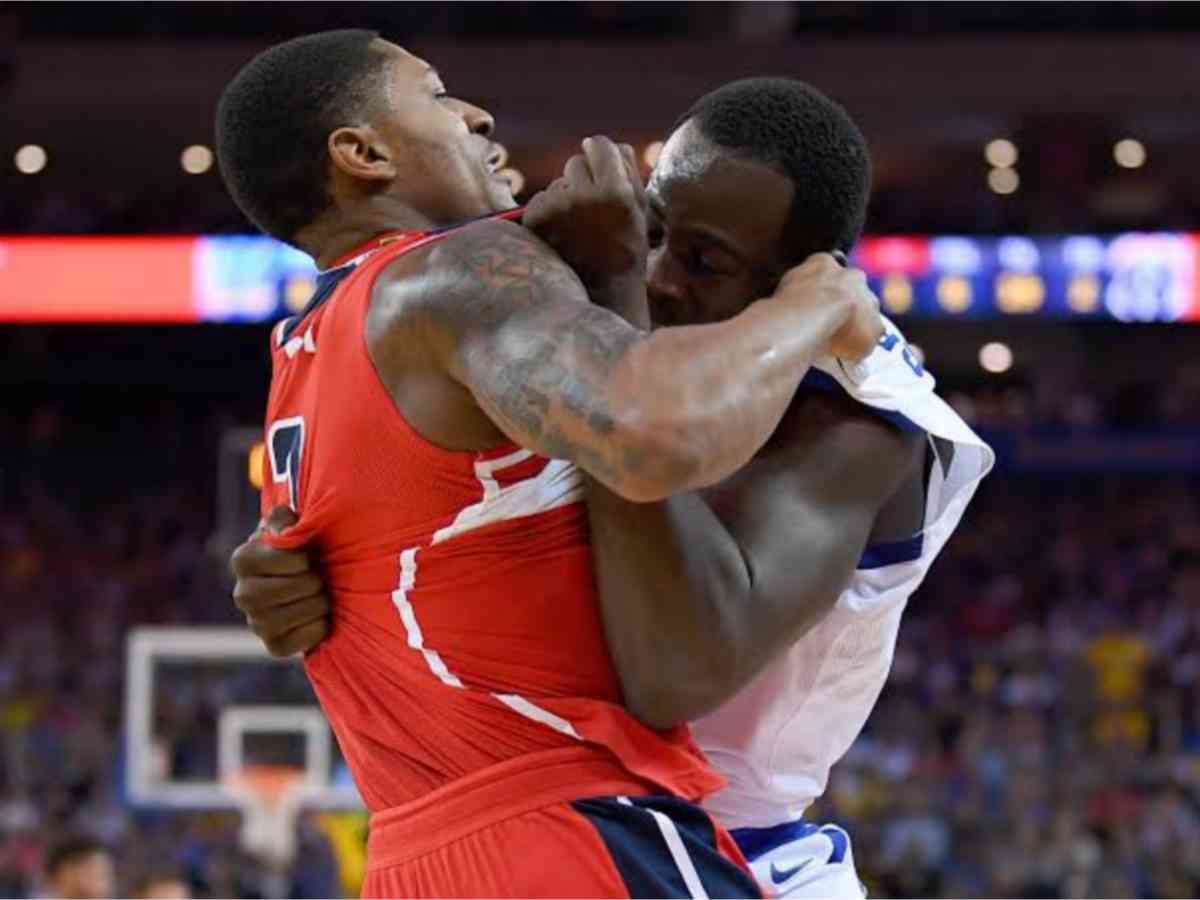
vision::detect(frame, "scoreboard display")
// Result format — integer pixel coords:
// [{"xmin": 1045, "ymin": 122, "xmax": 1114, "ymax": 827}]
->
[
  {"xmin": 2, "ymin": 231, "xmax": 1199, "ymax": 323},
  {"xmin": 850, "ymin": 232, "xmax": 1200, "ymax": 322}
]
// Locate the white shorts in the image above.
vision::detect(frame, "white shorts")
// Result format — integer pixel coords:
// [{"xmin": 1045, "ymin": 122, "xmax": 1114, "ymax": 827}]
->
[{"xmin": 732, "ymin": 820, "xmax": 866, "ymax": 899}]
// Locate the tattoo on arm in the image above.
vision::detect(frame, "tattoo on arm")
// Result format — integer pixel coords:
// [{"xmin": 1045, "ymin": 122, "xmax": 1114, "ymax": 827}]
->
[{"xmin": 427, "ymin": 220, "xmax": 645, "ymax": 480}]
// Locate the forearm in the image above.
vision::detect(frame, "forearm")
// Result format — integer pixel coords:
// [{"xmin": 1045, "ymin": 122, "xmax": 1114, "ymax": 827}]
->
[
  {"xmin": 426, "ymin": 218, "xmax": 853, "ymax": 501},
  {"xmin": 612, "ymin": 294, "xmax": 849, "ymax": 495},
  {"xmin": 585, "ymin": 480, "xmax": 752, "ymax": 728},
  {"xmin": 459, "ymin": 286, "xmax": 848, "ymax": 503},
  {"xmin": 584, "ymin": 274, "xmax": 838, "ymax": 489}
]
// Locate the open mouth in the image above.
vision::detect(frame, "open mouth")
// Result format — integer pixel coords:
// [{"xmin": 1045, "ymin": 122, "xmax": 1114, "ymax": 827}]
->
[{"xmin": 482, "ymin": 142, "xmax": 520, "ymax": 194}]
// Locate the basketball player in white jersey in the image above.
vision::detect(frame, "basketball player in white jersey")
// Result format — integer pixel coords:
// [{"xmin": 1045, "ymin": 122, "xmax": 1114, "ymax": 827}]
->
[
  {"xmin": 233, "ymin": 78, "xmax": 992, "ymax": 898},
  {"xmin": 553, "ymin": 80, "xmax": 993, "ymax": 898}
]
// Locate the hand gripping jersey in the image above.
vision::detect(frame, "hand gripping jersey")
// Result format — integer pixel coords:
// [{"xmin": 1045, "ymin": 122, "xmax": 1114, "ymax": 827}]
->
[
  {"xmin": 693, "ymin": 318, "xmax": 995, "ymax": 830},
  {"xmin": 259, "ymin": 213, "xmax": 723, "ymax": 815}
]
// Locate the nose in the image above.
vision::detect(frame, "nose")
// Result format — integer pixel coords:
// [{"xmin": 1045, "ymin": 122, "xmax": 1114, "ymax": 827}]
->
[
  {"xmin": 646, "ymin": 246, "xmax": 688, "ymax": 308},
  {"xmin": 460, "ymin": 101, "xmax": 495, "ymax": 138}
]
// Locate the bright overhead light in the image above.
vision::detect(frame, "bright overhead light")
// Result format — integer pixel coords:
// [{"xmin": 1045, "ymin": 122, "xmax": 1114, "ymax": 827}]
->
[
  {"xmin": 988, "ymin": 167, "xmax": 1019, "ymax": 195},
  {"xmin": 984, "ymin": 139, "xmax": 1017, "ymax": 169},
  {"xmin": 979, "ymin": 342, "xmax": 1013, "ymax": 374},
  {"xmin": 180, "ymin": 144, "xmax": 214, "ymax": 175},
  {"xmin": 15, "ymin": 144, "xmax": 47, "ymax": 175},
  {"xmin": 1113, "ymin": 138, "xmax": 1145, "ymax": 169}
]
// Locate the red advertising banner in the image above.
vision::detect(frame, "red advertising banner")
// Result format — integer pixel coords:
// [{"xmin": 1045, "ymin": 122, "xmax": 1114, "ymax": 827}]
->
[{"xmin": 0, "ymin": 236, "xmax": 198, "ymax": 322}]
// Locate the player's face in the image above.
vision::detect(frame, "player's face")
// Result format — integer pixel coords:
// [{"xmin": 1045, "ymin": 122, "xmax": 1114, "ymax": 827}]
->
[
  {"xmin": 645, "ymin": 120, "xmax": 795, "ymax": 327},
  {"xmin": 369, "ymin": 42, "xmax": 514, "ymax": 220}
]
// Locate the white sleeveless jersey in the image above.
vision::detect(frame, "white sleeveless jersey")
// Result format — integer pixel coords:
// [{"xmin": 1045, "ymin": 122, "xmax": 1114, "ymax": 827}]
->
[{"xmin": 694, "ymin": 318, "xmax": 994, "ymax": 830}]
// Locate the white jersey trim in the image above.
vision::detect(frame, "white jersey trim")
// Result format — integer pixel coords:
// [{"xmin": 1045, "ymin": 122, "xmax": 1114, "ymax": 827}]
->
[
  {"xmin": 431, "ymin": 453, "xmax": 583, "ymax": 546},
  {"xmin": 390, "ymin": 547, "xmax": 463, "ymax": 689},
  {"xmin": 390, "ymin": 451, "xmax": 586, "ymax": 742},
  {"xmin": 617, "ymin": 797, "xmax": 711, "ymax": 900},
  {"xmin": 494, "ymin": 694, "xmax": 582, "ymax": 740}
]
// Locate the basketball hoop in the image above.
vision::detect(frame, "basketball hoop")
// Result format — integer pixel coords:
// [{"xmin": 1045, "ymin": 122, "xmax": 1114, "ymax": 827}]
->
[
  {"xmin": 222, "ymin": 764, "xmax": 308, "ymax": 866},
  {"xmin": 124, "ymin": 630, "xmax": 363, "ymax": 892}
]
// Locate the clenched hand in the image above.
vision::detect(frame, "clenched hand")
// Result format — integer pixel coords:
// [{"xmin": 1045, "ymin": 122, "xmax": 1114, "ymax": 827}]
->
[
  {"xmin": 230, "ymin": 506, "xmax": 330, "ymax": 657},
  {"xmin": 522, "ymin": 135, "xmax": 648, "ymax": 288}
]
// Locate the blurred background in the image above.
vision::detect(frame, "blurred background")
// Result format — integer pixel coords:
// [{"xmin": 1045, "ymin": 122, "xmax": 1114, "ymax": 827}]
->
[{"xmin": 2, "ymin": 2, "xmax": 1200, "ymax": 897}]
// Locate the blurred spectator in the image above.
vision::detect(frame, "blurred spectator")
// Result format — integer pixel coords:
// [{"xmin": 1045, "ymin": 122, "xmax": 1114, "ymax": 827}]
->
[
  {"xmin": 130, "ymin": 870, "xmax": 190, "ymax": 900},
  {"xmin": 1, "ymin": 382, "xmax": 1198, "ymax": 897},
  {"xmin": 41, "ymin": 836, "xmax": 115, "ymax": 900}
]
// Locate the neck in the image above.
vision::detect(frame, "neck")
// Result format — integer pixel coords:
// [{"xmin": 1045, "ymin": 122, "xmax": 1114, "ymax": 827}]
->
[{"xmin": 301, "ymin": 203, "xmax": 440, "ymax": 270}]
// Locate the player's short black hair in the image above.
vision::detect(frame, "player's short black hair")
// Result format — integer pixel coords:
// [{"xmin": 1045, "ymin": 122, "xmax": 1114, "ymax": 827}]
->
[
  {"xmin": 215, "ymin": 29, "xmax": 387, "ymax": 246},
  {"xmin": 678, "ymin": 77, "xmax": 871, "ymax": 262},
  {"xmin": 45, "ymin": 835, "xmax": 109, "ymax": 877}
]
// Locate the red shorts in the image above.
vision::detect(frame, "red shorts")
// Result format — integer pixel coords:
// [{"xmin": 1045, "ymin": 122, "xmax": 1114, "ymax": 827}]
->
[{"xmin": 362, "ymin": 747, "xmax": 761, "ymax": 898}]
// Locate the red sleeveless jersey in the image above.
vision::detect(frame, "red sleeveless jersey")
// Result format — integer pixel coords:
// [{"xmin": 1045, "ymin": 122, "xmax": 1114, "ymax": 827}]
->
[{"xmin": 259, "ymin": 212, "xmax": 723, "ymax": 813}]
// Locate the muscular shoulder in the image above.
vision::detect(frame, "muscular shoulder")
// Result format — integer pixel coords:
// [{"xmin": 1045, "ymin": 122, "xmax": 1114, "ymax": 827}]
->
[
  {"xmin": 367, "ymin": 217, "xmax": 586, "ymax": 343},
  {"xmin": 770, "ymin": 391, "xmax": 920, "ymax": 458},
  {"xmin": 706, "ymin": 391, "xmax": 923, "ymax": 521},
  {"xmin": 361, "ymin": 217, "xmax": 596, "ymax": 451},
  {"xmin": 778, "ymin": 391, "xmax": 927, "ymax": 539}
]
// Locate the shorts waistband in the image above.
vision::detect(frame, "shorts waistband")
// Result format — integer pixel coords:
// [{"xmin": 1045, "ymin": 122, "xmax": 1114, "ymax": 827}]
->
[{"xmin": 367, "ymin": 746, "xmax": 655, "ymax": 870}]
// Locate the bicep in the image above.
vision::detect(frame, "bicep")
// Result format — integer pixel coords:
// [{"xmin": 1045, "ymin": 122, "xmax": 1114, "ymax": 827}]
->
[{"xmin": 704, "ymin": 397, "xmax": 925, "ymax": 634}]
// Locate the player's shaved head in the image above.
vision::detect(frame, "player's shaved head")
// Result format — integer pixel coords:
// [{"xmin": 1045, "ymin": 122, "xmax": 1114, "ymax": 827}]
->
[{"xmin": 215, "ymin": 29, "xmax": 388, "ymax": 246}]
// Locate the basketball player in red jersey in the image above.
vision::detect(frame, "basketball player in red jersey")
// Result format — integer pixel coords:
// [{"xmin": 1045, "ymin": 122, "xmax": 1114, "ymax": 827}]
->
[{"xmin": 217, "ymin": 30, "xmax": 882, "ymax": 898}]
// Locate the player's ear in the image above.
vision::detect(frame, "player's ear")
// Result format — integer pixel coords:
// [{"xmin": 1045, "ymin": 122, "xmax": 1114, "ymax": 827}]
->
[{"xmin": 328, "ymin": 125, "xmax": 396, "ymax": 183}]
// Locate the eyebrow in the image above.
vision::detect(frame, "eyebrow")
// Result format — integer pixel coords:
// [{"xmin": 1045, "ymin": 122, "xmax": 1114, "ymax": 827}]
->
[{"xmin": 648, "ymin": 194, "xmax": 749, "ymax": 266}]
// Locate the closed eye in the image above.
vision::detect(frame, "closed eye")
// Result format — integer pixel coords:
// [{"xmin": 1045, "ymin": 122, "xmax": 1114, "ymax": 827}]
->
[
  {"xmin": 674, "ymin": 242, "xmax": 737, "ymax": 278},
  {"xmin": 684, "ymin": 248, "xmax": 721, "ymax": 277}
]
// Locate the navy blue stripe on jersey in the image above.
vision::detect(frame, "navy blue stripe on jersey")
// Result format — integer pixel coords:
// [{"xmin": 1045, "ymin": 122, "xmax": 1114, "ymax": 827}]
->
[
  {"xmin": 281, "ymin": 263, "xmax": 357, "ymax": 343},
  {"xmin": 572, "ymin": 795, "xmax": 761, "ymax": 898},
  {"xmin": 858, "ymin": 533, "xmax": 925, "ymax": 569},
  {"xmin": 820, "ymin": 825, "xmax": 850, "ymax": 864},
  {"xmin": 730, "ymin": 819, "xmax": 820, "ymax": 862},
  {"xmin": 281, "ymin": 208, "xmax": 524, "ymax": 343},
  {"xmin": 799, "ymin": 369, "xmax": 924, "ymax": 434}
]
